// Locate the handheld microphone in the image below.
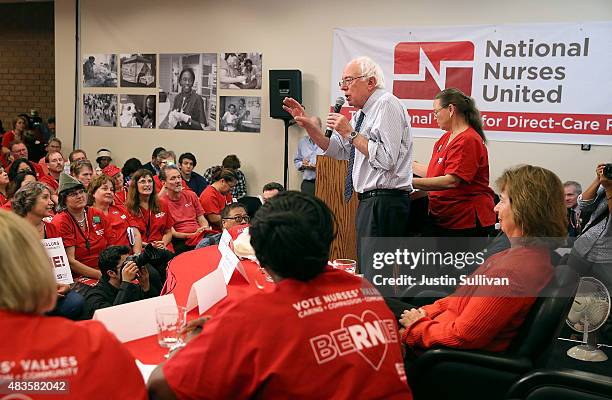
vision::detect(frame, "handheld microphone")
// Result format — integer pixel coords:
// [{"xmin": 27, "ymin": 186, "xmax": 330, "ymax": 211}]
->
[{"xmin": 325, "ymin": 97, "xmax": 346, "ymax": 138}]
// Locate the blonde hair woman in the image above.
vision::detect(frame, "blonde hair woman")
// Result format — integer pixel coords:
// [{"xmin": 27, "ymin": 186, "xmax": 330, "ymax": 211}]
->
[{"xmin": 0, "ymin": 210, "xmax": 147, "ymax": 398}]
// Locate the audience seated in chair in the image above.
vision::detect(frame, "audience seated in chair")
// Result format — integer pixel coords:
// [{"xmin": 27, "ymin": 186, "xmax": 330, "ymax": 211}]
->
[
  {"xmin": 159, "ymin": 164, "xmax": 211, "ymax": 254},
  {"xmin": 395, "ymin": 165, "xmax": 567, "ymax": 353},
  {"xmin": 196, "ymin": 203, "xmax": 249, "ymax": 248}
]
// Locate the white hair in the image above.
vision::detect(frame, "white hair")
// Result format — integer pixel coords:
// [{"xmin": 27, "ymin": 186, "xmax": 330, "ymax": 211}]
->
[{"xmin": 352, "ymin": 56, "xmax": 385, "ymax": 89}]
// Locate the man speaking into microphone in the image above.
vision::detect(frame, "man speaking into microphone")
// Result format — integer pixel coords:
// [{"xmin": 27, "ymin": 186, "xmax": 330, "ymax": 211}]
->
[{"xmin": 283, "ymin": 56, "xmax": 413, "ymax": 261}]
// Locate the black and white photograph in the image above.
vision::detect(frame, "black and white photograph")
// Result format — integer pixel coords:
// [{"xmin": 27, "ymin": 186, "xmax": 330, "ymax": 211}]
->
[
  {"xmin": 220, "ymin": 52, "xmax": 262, "ymax": 89},
  {"xmin": 120, "ymin": 53, "xmax": 157, "ymax": 88},
  {"xmin": 119, "ymin": 94, "xmax": 156, "ymax": 128},
  {"xmin": 82, "ymin": 54, "xmax": 117, "ymax": 87},
  {"xmin": 219, "ymin": 96, "xmax": 261, "ymax": 133},
  {"xmin": 83, "ymin": 94, "xmax": 117, "ymax": 127},
  {"xmin": 158, "ymin": 53, "xmax": 217, "ymax": 131}
]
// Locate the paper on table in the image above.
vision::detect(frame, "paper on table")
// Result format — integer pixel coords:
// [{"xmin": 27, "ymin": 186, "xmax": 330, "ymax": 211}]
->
[
  {"xmin": 218, "ymin": 229, "xmax": 232, "ymax": 254},
  {"xmin": 186, "ymin": 267, "xmax": 227, "ymax": 314},
  {"xmin": 135, "ymin": 359, "xmax": 157, "ymax": 383},
  {"xmin": 93, "ymin": 294, "xmax": 177, "ymax": 343},
  {"xmin": 218, "ymin": 248, "xmax": 240, "ymax": 284}
]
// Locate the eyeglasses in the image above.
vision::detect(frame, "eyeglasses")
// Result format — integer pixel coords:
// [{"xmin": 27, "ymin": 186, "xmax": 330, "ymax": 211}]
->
[
  {"xmin": 66, "ymin": 188, "xmax": 86, "ymax": 198},
  {"xmin": 137, "ymin": 179, "xmax": 153, "ymax": 185},
  {"xmin": 433, "ymin": 105, "xmax": 449, "ymax": 117},
  {"xmin": 223, "ymin": 215, "xmax": 250, "ymax": 223},
  {"xmin": 338, "ymin": 75, "xmax": 366, "ymax": 88}
]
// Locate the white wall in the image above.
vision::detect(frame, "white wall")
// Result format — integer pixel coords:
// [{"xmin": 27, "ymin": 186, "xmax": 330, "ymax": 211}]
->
[{"xmin": 55, "ymin": 0, "xmax": 612, "ymax": 194}]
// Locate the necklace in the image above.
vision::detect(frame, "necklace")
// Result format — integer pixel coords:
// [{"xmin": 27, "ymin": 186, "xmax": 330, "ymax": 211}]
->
[{"xmin": 76, "ymin": 211, "xmax": 87, "ymax": 226}]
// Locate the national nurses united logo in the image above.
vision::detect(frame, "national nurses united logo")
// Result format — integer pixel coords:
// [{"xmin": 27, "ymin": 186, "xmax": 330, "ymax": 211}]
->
[{"xmin": 393, "ymin": 41, "xmax": 475, "ymax": 99}]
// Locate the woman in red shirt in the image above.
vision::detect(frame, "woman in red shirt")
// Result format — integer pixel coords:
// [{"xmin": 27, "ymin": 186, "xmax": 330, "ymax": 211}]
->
[
  {"xmin": 13, "ymin": 182, "xmax": 57, "ymax": 239},
  {"xmin": 413, "ymin": 88, "xmax": 496, "ymax": 237},
  {"xmin": 198, "ymin": 166, "xmax": 237, "ymax": 232},
  {"xmin": 125, "ymin": 169, "xmax": 174, "ymax": 251},
  {"xmin": 89, "ymin": 174, "xmax": 142, "ymax": 252},
  {"xmin": 0, "ymin": 211, "xmax": 147, "ymax": 399},
  {"xmin": 399, "ymin": 165, "xmax": 567, "ymax": 352},
  {"xmin": 102, "ymin": 164, "xmax": 128, "ymax": 206},
  {"xmin": 1, "ymin": 115, "xmax": 27, "ymax": 157},
  {"xmin": 52, "ymin": 173, "xmax": 111, "ymax": 284}
]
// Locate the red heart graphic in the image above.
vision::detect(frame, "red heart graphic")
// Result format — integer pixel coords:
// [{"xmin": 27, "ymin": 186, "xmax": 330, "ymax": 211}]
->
[{"xmin": 340, "ymin": 310, "xmax": 388, "ymax": 371}]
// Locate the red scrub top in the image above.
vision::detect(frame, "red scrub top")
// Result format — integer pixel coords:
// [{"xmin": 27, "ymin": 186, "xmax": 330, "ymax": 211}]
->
[
  {"xmin": 426, "ymin": 127, "xmax": 496, "ymax": 230},
  {"xmin": 0, "ymin": 310, "xmax": 147, "ymax": 400},
  {"xmin": 127, "ymin": 201, "xmax": 174, "ymax": 244},
  {"xmin": 52, "ymin": 207, "xmax": 111, "ymax": 270},
  {"xmin": 199, "ymin": 185, "xmax": 233, "ymax": 232},
  {"xmin": 163, "ymin": 268, "xmax": 412, "ymax": 399},
  {"xmin": 101, "ymin": 204, "xmax": 132, "ymax": 247}
]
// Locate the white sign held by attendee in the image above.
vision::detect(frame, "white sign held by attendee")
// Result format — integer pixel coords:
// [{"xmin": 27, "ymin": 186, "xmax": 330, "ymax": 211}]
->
[
  {"xmin": 186, "ymin": 267, "xmax": 227, "ymax": 314},
  {"xmin": 93, "ymin": 294, "xmax": 177, "ymax": 343},
  {"xmin": 42, "ymin": 237, "xmax": 73, "ymax": 284}
]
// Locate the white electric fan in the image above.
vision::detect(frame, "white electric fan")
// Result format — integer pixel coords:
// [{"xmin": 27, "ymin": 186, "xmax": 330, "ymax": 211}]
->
[{"xmin": 566, "ymin": 277, "xmax": 610, "ymax": 362}]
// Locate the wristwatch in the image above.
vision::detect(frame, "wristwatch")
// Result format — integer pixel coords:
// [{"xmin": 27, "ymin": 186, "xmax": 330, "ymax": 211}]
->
[{"xmin": 348, "ymin": 130, "xmax": 359, "ymax": 144}]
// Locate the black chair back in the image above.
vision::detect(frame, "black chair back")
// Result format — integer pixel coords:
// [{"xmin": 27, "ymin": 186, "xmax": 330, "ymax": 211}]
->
[
  {"xmin": 237, "ymin": 196, "xmax": 262, "ymax": 219},
  {"xmin": 507, "ymin": 265, "xmax": 579, "ymax": 358}
]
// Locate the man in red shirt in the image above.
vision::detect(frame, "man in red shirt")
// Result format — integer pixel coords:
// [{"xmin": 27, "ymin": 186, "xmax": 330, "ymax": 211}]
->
[
  {"xmin": 159, "ymin": 164, "xmax": 211, "ymax": 254},
  {"xmin": 148, "ymin": 191, "xmax": 412, "ymax": 399},
  {"xmin": 39, "ymin": 150, "xmax": 64, "ymax": 193}
]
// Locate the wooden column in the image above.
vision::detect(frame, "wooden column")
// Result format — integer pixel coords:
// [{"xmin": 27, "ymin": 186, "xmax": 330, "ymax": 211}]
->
[{"xmin": 314, "ymin": 155, "xmax": 358, "ymax": 261}]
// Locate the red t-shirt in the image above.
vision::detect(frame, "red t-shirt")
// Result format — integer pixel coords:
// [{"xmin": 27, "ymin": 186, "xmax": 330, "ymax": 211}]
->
[
  {"xmin": 1, "ymin": 129, "xmax": 17, "ymax": 148},
  {"xmin": 0, "ymin": 191, "xmax": 7, "ymax": 207},
  {"xmin": 199, "ymin": 185, "xmax": 233, "ymax": 233},
  {"xmin": 160, "ymin": 190, "xmax": 204, "ymax": 234},
  {"xmin": 52, "ymin": 207, "xmax": 111, "ymax": 270},
  {"xmin": 426, "ymin": 127, "xmax": 496, "ymax": 229},
  {"xmin": 0, "ymin": 310, "xmax": 147, "ymax": 400},
  {"xmin": 402, "ymin": 247, "xmax": 553, "ymax": 352},
  {"xmin": 40, "ymin": 174, "xmax": 60, "ymax": 193},
  {"xmin": 127, "ymin": 202, "xmax": 174, "ymax": 243},
  {"xmin": 163, "ymin": 269, "xmax": 412, "ymax": 399},
  {"xmin": 100, "ymin": 204, "xmax": 131, "ymax": 247}
]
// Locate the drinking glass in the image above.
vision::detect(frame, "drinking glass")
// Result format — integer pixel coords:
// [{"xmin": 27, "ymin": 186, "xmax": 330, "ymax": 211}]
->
[
  {"xmin": 332, "ymin": 259, "xmax": 357, "ymax": 274},
  {"xmin": 156, "ymin": 305, "xmax": 187, "ymax": 352}
]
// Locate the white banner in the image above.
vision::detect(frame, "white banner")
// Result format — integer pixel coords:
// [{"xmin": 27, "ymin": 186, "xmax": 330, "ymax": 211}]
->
[
  {"xmin": 331, "ymin": 22, "xmax": 612, "ymax": 145},
  {"xmin": 42, "ymin": 237, "xmax": 74, "ymax": 285}
]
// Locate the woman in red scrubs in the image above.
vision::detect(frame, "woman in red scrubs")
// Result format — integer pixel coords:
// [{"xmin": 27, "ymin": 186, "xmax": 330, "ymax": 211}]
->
[
  {"xmin": 52, "ymin": 173, "xmax": 111, "ymax": 283},
  {"xmin": 125, "ymin": 169, "xmax": 174, "ymax": 251},
  {"xmin": 198, "ymin": 167, "xmax": 237, "ymax": 232},
  {"xmin": 89, "ymin": 174, "xmax": 142, "ymax": 253},
  {"xmin": 413, "ymin": 88, "xmax": 496, "ymax": 237},
  {"xmin": 0, "ymin": 210, "xmax": 147, "ymax": 399}
]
